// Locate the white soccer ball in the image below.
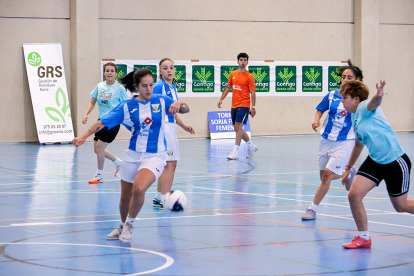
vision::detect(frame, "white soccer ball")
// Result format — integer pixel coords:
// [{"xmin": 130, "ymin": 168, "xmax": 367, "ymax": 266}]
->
[{"xmin": 164, "ymin": 190, "xmax": 187, "ymax": 212}]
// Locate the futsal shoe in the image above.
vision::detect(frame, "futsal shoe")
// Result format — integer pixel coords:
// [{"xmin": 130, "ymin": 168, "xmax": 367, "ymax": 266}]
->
[
  {"xmin": 247, "ymin": 144, "xmax": 258, "ymax": 158},
  {"xmin": 301, "ymin": 208, "xmax": 316, "ymax": 220},
  {"xmin": 88, "ymin": 174, "xmax": 103, "ymax": 184},
  {"xmin": 342, "ymin": 236, "xmax": 371, "ymax": 249},
  {"xmin": 106, "ymin": 224, "xmax": 123, "ymax": 240},
  {"xmin": 227, "ymin": 149, "xmax": 239, "ymax": 160},
  {"xmin": 119, "ymin": 222, "xmax": 134, "ymax": 243},
  {"xmin": 153, "ymin": 198, "xmax": 164, "ymax": 210},
  {"xmin": 345, "ymin": 167, "xmax": 357, "ymax": 191},
  {"xmin": 114, "ymin": 160, "xmax": 123, "ymax": 177}
]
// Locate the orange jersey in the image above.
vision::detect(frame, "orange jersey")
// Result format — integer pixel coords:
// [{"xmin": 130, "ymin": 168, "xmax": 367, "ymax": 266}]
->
[{"xmin": 227, "ymin": 70, "xmax": 256, "ymax": 108}]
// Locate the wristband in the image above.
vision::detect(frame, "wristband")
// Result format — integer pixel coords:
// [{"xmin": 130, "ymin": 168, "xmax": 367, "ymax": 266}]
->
[
  {"xmin": 252, "ymin": 106, "xmax": 256, "ymax": 108},
  {"xmin": 345, "ymin": 165, "xmax": 352, "ymax": 171}
]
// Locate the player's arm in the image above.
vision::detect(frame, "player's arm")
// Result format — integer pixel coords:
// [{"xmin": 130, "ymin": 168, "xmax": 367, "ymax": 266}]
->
[
  {"xmin": 168, "ymin": 100, "xmax": 189, "ymax": 115},
  {"xmin": 250, "ymin": 89, "xmax": 256, "ymax": 117},
  {"xmin": 218, "ymin": 85, "xmax": 231, "ymax": 108},
  {"xmin": 342, "ymin": 139, "xmax": 364, "ymax": 185},
  {"xmin": 367, "ymin": 80, "xmax": 386, "ymax": 111},
  {"xmin": 72, "ymin": 120, "xmax": 106, "ymax": 147},
  {"xmin": 312, "ymin": 110, "xmax": 323, "ymax": 132},
  {"xmin": 175, "ymin": 114, "xmax": 195, "ymax": 134},
  {"xmin": 82, "ymin": 97, "xmax": 97, "ymax": 124}
]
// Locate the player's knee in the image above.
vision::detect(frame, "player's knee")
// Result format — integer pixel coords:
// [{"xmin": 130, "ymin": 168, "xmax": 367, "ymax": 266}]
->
[
  {"xmin": 348, "ymin": 190, "xmax": 361, "ymax": 204},
  {"xmin": 393, "ymin": 202, "xmax": 407, "ymax": 213}
]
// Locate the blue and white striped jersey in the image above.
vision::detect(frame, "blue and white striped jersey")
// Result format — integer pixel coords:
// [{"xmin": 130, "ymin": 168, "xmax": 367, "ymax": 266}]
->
[
  {"xmin": 316, "ymin": 90, "xmax": 355, "ymax": 141},
  {"xmin": 99, "ymin": 95, "xmax": 175, "ymax": 153},
  {"xmin": 153, "ymin": 79, "xmax": 178, "ymax": 123}
]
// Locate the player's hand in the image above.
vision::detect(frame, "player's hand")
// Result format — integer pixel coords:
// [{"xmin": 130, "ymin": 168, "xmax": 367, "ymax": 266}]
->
[
  {"xmin": 250, "ymin": 108, "xmax": 256, "ymax": 117},
  {"xmin": 312, "ymin": 121, "xmax": 320, "ymax": 132},
  {"xmin": 376, "ymin": 80, "xmax": 386, "ymax": 97},
  {"xmin": 184, "ymin": 125, "xmax": 195, "ymax": 135},
  {"xmin": 169, "ymin": 101, "xmax": 181, "ymax": 115},
  {"xmin": 72, "ymin": 137, "xmax": 86, "ymax": 147},
  {"xmin": 342, "ymin": 170, "xmax": 350, "ymax": 186},
  {"xmin": 82, "ymin": 115, "xmax": 88, "ymax": 124},
  {"xmin": 217, "ymin": 100, "xmax": 222, "ymax": 108}
]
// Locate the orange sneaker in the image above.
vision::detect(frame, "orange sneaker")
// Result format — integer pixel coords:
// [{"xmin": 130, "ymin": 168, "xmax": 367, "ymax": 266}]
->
[
  {"xmin": 342, "ymin": 236, "xmax": 371, "ymax": 249},
  {"xmin": 88, "ymin": 175, "xmax": 103, "ymax": 184}
]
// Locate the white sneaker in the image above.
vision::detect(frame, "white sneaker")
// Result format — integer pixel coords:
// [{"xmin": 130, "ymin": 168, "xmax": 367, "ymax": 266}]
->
[
  {"xmin": 119, "ymin": 222, "xmax": 133, "ymax": 243},
  {"xmin": 227, "ymin": 149, "xmax": 239, "ymax": 160},
  {"xmin": 106, "ymin": 224, "xmax": 123, "ymax": 240},
  {"xmin": 247, "ymin": 144, "xmax": 258, "ymax": 158},
  {"xmin": 345, "ymin": 167, "xmax": 357, "ymax": 191}
]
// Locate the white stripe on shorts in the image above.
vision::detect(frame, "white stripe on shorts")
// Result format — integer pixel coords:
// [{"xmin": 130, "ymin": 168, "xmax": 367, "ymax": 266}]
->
[{"xmin": 396, "ymin": 157, "xmax": 409, "ymax": 194}]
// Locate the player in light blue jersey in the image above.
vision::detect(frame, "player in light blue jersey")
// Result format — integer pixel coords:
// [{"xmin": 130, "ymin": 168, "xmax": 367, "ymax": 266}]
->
[
  {"xmin": 73, "ymin": 69, "xmax": 189, "ymax": 243},
  {"xmin": 302, "ymin": 61, "xmax": 362, "ymax": 220},
  {"xmin": 340, "ymin": 80, "xmax": 413, "ymax": 249},
  {"xmin": 82, "ymin": 62, "xmax": 128, "ymax": 184},
  {"xmin": 152, "ymin": 58, "xmax": 195, "ymax": 209}
]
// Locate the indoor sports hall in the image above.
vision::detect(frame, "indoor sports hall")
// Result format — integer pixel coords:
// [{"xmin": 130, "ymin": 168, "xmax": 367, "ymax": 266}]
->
[{"xmin": 1, "ymin": 1, "xmax": 414, "ymax": 275}]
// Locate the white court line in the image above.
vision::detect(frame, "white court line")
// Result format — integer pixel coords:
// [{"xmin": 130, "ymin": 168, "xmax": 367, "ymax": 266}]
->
[{"xmin": 0, "ymin": 242, "xmax": 173, "ymax": 276}]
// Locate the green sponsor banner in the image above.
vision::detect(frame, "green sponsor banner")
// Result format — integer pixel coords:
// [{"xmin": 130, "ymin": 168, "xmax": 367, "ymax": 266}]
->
[
  {"xmin": 133, "ymin": 65, "xmax": 157, "ymax": 82},
  {"xmin": 249, "ymin": 66, "xmax": 270, "ymax": 92},
  {"xmin": 328, "ymin": 66, "xmax": 341, "ymax": 91},
  {"xmin": 220, "ymin": 66, "xmax": 237, "ymax": 92},
  {"xmin": 275, "ymin": 66, "xmax": 297, "ymax": 92},
  {"xmin": 302, "ymin": 66, "xmax": 323, "ymax": 92},
  {"xmin": 173, "ymin": 65, "xmax": 186, "ymax": 93},
  {"xmin": 192, "ymin": 65, "xmax": 215, "ymax": 92},
  {"xmin": 103, "ymin": 64, "xmax": 127, "ymax": 81}
]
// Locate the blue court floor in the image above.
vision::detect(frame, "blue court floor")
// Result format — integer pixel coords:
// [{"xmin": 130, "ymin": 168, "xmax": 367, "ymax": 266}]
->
[{"xmin": 0, "ymin": 133, "xmax": 414, "ymax": 275}]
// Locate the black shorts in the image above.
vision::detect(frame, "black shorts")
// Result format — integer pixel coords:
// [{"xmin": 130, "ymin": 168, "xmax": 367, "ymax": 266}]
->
[
  {"xmin": 93, "ymin": 124, "xmax": 120, "ymax": 143},
  {"xmin": 357, "ymin": 154, "xmax": 411, "ymax": 197},
  {"xmin": 231, "ymin": 107, "xmax": 250, "ymax": 125}
]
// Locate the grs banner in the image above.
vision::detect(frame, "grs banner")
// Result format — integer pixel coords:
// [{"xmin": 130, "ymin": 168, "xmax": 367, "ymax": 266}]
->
[
  {"xmin": 23, "ymin": 43, "xmax": 74, "ymax": 143},
  {"xmin": 101, "ymin": 59, "xmax": 345, "ymax": 98}
]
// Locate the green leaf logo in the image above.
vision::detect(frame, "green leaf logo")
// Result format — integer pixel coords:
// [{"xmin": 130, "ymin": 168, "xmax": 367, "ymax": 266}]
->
[
  {"xmin": 45, "ymin": 87, "xmax": 71, "ymax": 123},
  {"xmin": 331, "ymin": 70, "xmax": 341, "ymax": 83},
  {"xmin": 223, "ymin": 67, "xmax": 235, "ymax": 80},
  {"xmin": 278, "ymin": 68, "xmax": 294, "ymax": 83},
  {"xmin": 173, "ymin": 71, "xmax": 183, "ymax": 82},
  {"xmin": 251, "ymin": 67, "xmax": 268, "ymax": 83},
  {"xmin": 195, "ymin": 67, "xmax": 212, "ymax": 83},
  {"xmin": 27, "ymin": 52, "xmax": 42, "ymax": 67},
  {"xmin": 304, "ymin": 68, "xmax": 320, "ymax": 83}
]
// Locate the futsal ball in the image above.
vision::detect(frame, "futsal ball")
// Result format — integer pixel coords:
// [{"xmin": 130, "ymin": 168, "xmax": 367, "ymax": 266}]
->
[{"xmin": 164, "ymin": 190, "xmax": 187, "ymax": 212}]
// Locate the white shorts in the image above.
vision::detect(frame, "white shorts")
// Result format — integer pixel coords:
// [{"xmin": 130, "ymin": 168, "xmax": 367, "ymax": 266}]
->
[
  {"xmin": 318, "ymin": 139, "xmax": 354, "ymax": 175},
  {"xmin": 116, "ymin": 150, "xmax": 167, "ymax": 183},
  {"xmin": 165, "ymin": 122, "xmax": 180, "ymax": 162}
]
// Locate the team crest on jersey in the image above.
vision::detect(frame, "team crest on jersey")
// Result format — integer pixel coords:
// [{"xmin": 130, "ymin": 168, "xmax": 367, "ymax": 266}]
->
[
  {"xmin": 167, "ymin": 150, "xmax": 174, "ymax": 156},
  {"xmin": 151, "ymin": 104, "xmax": 160, "ymax": 113},
  {"xmin": 140, "ymin": 117, "xmax": 152, "ymax": 129}
]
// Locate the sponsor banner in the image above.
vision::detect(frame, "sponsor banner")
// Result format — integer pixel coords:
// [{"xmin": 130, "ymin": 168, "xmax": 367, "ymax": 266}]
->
[
  {"xmin": 208, "ymin": 111, "xmax": 250, "ymax": 140},
  {"xmin": 101, "ymin": 60, "xmax": 344, "ymax": 97},
  {"xmin": 23, "ymin": 43, "xmax": 74, "ymax": 143}
]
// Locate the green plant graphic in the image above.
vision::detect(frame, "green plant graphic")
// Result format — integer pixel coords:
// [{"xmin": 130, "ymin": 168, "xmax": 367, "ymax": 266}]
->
[
  {"xmin": 251, "ymin": 68, "xmax": 267, "ymax": 83},
  {"xmin": 331, "ymin": 70, "xmax": 341, "ymax": 83},
  {"xmin": 45, "ymin": 87, "xmax": 71, "ymax": 123},
  {"xmin": 223, "ymin": 67, "xmax": 236, "ymax": 80},
  {"xmin": 195, "ymin": 67, "xmax": 212, "ymax": 83},
  {"xmin": 304, "ymin": 68, "xmax": 320, "ymax": 83},
  {"xmin": 28, "ymin": 52, "xmax": 41, "ymax": 67},
  {"xmin": 278, "ymin": 68, "xmax": 294, "ymax": 83},
  {"xmin": 115, "ymin": 70, "xmax": 124, "ymax": 81},
  {"xmin": 174, "ymin": 71, "xmax": 183, "ymax": 82}
]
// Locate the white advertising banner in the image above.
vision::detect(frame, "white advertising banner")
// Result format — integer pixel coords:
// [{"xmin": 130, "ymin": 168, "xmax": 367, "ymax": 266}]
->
[
  {"xmin": 101, "ymin": 59, "xmax": 345, "ymax": 97},
  {"xmin": 23, "ymin": 43, "xmax": 74, "ymax": 143}
]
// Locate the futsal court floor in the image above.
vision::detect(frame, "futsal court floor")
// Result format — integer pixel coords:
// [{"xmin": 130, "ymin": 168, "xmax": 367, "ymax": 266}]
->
[{"xmin": 1, "ymin": 133, "xmax": 414, "ymax": 275}]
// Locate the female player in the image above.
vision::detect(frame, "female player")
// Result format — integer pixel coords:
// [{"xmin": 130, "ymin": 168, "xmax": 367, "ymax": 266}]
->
[
  {"xmin": 341, "ymin": 80, "xmax": 413, "ymax": 249},
  {"xmin": 73, "ymin": 69, "xmax": 189, "ymax": 243},
  {"xmin": 302, "ymin": 61, "xmax": 362, "ymax": 220},
  {"xmin": 82, "ymin": 62, "xmax": 128, "ymax": 184},
  {"xmin": 152, "ymin": 58, "xmax": 195, "ymax": 209}
]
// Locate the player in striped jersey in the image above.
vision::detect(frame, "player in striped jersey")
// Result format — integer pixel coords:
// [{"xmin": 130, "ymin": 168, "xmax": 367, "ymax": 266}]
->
[
  {"xmin": 340, "ymin": 80, "xmax": 413, "ymax": 249},
  {"xmin": 302, "ymin": 61, "xmax": 362, "ymax": 221},
  {"xmin": 152, "ymin": 58, "xmax": 195, "ymax": 209},
  {"xmin": 72, "ymin": 69, "xmax": 189, "ymax": 243}
]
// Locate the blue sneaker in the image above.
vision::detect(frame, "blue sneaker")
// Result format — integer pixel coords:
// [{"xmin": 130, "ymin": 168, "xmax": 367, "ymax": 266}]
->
[{"xmin": 153, "ymin": 197, "xmax": 164, "ymax": 210}]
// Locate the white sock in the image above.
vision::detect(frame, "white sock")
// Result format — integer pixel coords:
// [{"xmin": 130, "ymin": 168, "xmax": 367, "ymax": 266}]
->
[
  {"xmin": 309, "ymin": 203, "xmax": 319, "ymax": 212},
  {"xmin": 96, "ymin": 170, "xmax": 103, "ymax": 177},
  {"xmin": 358, "ymin": 231, "xmax": 370, "ymax": 240},
  {"xmin": 157, "ymin": 191, "xmax": 162, "ymax": 200},
  {"xmin": 161, "ymin": 193, "xmax": 166, "ymax": 203},
  {"xmin": 120, "ymin": 221, "xmax": 125, "ymax": 226},
  {"xmin": 126, "ymin": 214, "xmax": 135, "ymax": 225},
  {"xmin": 113, "ymin": 158, "xmax": 122, "ymax": 166},
  {"xmin": 246, "ymin": 140, "xmax": 252, "ymax": 146},
  {"xmin": 233, "ymin": 145, "xmax": 240, "ymax": 151}
]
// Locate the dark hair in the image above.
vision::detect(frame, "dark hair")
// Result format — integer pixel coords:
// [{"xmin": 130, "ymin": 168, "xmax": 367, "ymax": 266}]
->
[
  {"xmin": 237, "ymin": 53, "xmax": 249, "ymax": 61},
  {"xmin": 118, "ymin": 68, "xmax": 153, "ymax": 92},
  {"xmin": 103, "ymin": 62, "xmax": 117, "ymax": 73},
  {"xmin": 337, "ymin": 59, "xmax": 363, "ymax": 84},
  {"xmin": 340, "ymin": 80, "xmax": 369, "ymax": 101}
]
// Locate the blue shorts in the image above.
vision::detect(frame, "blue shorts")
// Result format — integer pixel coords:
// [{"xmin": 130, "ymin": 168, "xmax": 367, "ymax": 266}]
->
[{"xmin": 231, "ymin": 107, "xmax": 250, "ymax": 125}]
